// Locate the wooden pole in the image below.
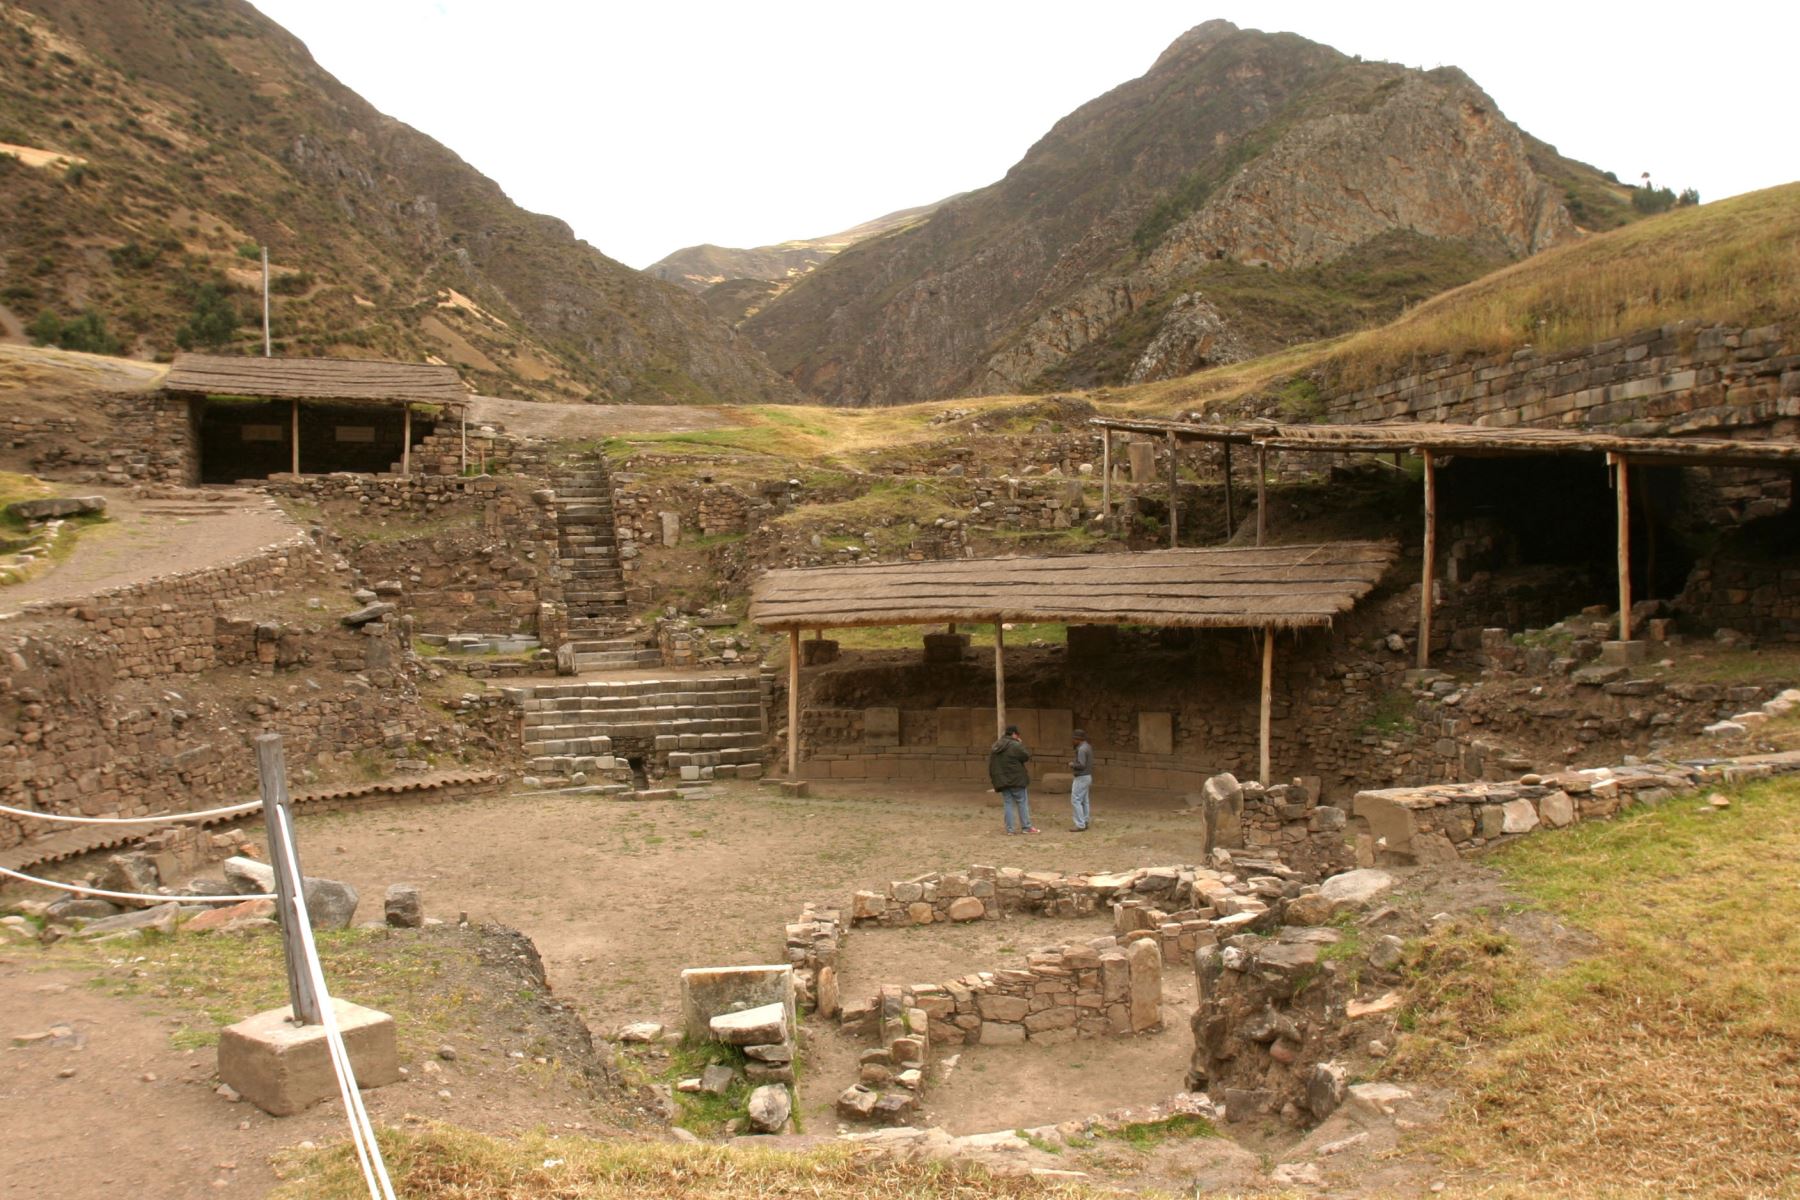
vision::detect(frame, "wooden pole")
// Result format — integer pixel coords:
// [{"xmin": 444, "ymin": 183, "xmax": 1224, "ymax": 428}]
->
[
  {"xmin": 261, "ymin": 245, "xmax": 271, "ymax": 358},
  {"xmin": 256, "ymin": 733, "xmax": 322, "ymax": 1025},
  {"xmin": 1259, "ymin": 629, "xmax": 1274, "ymax": 786},
  {"xmin": 1223, "ymin": 442, "xmax": 1235, "ymax": 539},
  {"xmin": 1256, "ymin": 445, "xmax": 1268, "ymax": 546},
  {"xmin": 290, "ymin": 398, "xmax": 300, "ymax": 475},
  {"xmin": 1418, "ymin": 449, "xmax": 1436, "ymax": 669},
  {"xmin": 1101, "ymin": 432, "xmax": 1112, "ymax": 533},
  {"xmin": 401, "ymin": 404, "xmax": 412, "ymax": 477},
  {"xmin": 787, "ymin": 628, "xmax": 800, "ymax": 778},
  {"xmin": 1612, "ymin": 453, "xmax": 1633, "ymax": 641},
  {"xmin": 1167, "ymin": 433, "xmax": 1179, "ymax": 549},
  {"xmin": 994, "ymin": 618, "xmax": 1007, "ymax": 738}
]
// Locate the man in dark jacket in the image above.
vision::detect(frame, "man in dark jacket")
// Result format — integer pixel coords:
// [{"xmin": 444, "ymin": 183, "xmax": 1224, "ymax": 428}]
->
[{"xmin": 987, "ymin": 723, "xmax": 1038, "ymax": 834}]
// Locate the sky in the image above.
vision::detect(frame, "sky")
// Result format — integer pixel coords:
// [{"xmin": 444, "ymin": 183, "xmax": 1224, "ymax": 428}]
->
[{"xmin": 252, "ymin": 1, "xmax": 1800, "ymax": 270}]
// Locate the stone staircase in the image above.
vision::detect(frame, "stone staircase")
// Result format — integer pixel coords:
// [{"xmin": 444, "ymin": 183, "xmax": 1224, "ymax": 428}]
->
[
  {"xmin": 551, "ymin": 456, "xmax": 630, "ymax": 634},
  {"xmin": 548, "ymin": 454, "xmax": 661, "ymax": 671},
  {"xmin": 513, "ymin": 673, "xmax": 768, "ymax": 792}
]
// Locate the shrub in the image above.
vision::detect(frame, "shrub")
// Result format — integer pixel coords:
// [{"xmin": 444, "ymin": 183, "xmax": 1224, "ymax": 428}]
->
[
  {"xmin": 109, "ymin": 240, "xmax": 161, "ymax": 271},
  {"xmin": 270, "ymin": 270, "xmax": 312, "ymax": 295},
  {"xmin": 1631, "ymin": 185, "xmax": 1678, "ymax": 214},
  {"xmin": 175, "ymin": 283, "xmax": 239, "ymax": 350},
  {"xmin": 28, "ymin": 308, "xmax": 122, "ymax": 354}
]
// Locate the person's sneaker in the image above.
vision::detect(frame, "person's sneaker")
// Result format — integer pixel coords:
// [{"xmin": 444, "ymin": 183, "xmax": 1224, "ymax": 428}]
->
[
  {"xmin": 1024, "ymin": 826, "xmax": 1041, "ymax": 834},
  {"xmin": 1071, "ymin": 825, "xmax": 1087, "ymax": 832}
]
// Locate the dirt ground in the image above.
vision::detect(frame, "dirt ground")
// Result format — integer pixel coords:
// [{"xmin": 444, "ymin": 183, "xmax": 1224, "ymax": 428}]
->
[
  {"xmin": 2, "ymin": 487, "xmax": 300, "ymax": 609},
  {"xmin": 0, "ymin": 925, "xmax": 626, "ymax": 1200},
  {"xmin": 262, "ymin": 780, "xmax": 1209, "ymax": 1136},
  {"xmin": 466, "ymin": 395, "xmax": 737, "ymax": 439}
]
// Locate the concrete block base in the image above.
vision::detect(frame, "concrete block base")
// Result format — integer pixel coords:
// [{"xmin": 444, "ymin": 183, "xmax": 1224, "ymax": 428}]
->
[
  {"xmin": 217, "ymin": 999, "xmax": 401, "ymax": 1117},
  {"xmin": 1599, "ymin": 639, "xmax": 1650, "ymax": 666}
]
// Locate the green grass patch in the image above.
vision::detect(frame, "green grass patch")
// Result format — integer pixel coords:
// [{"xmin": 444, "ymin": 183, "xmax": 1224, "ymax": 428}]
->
[
  {"xmin": 1013, "ymin": 1129, "xmax": 1062, "ymax": 1154},
  {"xmin": 1358, "ymin": 689, "xmax": 1416, "ymax": 736},
  {"xmin": 1391, "ymin": 774, "xmax": 1800, "ymax": 1195},
  {"xmin": 1096, "ymin": 1113, "xmax": 1217, "ymax": 1149}
]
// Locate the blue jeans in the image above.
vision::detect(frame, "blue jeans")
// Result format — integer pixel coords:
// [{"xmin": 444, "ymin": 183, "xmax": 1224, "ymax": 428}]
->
[
  {"xmin": 1001, "ymin": 787, "xmax": 1032, "ymax": 832},
  {"xmin": 1070, "ymin": 774, "xmax": 1091, "ymax": 829}
]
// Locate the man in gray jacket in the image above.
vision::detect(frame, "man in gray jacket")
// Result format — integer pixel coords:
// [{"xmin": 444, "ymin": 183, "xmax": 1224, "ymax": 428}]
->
[
  {"xmin": 987, "ymin": 724, "xmax": 1038, "ymax": 834},
  {"xmin": 1069, "ymin": 729, "xmax": 1093, "ymax": 832}
]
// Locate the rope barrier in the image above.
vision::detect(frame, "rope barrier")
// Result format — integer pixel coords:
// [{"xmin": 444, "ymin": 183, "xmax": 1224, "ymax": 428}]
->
[
  {"xmin": 270, "ymin": 804, "xmax": 396, "ymax": 1200},
  {"xmin": 0, "ymin": 800, "xmax": 264, "ymax": 826},
  {"xmin": 0, "ymin": 864, "xmax": 273, "ymax": 904}
]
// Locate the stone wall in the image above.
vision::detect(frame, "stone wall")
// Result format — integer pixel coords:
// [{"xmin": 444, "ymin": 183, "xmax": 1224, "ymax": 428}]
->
[
  {"xmin": 1678, "ymin": 551, "xmax": 1800, "ymax": 642},
  {"xmin": 1323, "ymin": 321, "xmax": 1799, "ymax": 438},
  {"xmin": 270, "ymin": 474, "xmax": 562, "ymax": 636},
  {"xmin": 0, "ymin": 534, "xmax": 470, "ymax": 852},
  {"xmin": 10, "ymin": 392, "xmax": 197, "ymax": 485},
  {"xmin": 19, "ymin": 538, "xmax": 326, "ymax": 679}
]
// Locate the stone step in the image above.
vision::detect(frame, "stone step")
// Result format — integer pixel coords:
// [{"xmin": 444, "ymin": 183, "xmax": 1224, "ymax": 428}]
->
[
  {"xmin": 573, "ymin": 652, "xmax": 665, "ymax": 671},
  {"xmin": 522, "ymin": 715, "xmax": 765, "ymax": 739},
  {"xmin": 524, "ymin": 730, "xmax": 766, "ymax": 755},
  {"xmin": 519, "ymin": 676, "xmax": 760, "ymax": 699},
  {"xmin": 568, "ymin": 639, "xmax": 655, "ymax": 654},
  {"xmin": 523, "ymin": 706, "xmax": 764, "ymax": 729},
  {"xmin": 521, "ymin": 693, "xmax": 761, "ymax": 715}
]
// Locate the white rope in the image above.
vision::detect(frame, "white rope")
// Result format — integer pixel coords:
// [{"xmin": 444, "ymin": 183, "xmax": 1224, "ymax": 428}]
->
[
  {"xmin": 271, "ymin": 805, "xmax": 396, "ymax": 1200},
  {"xmin": 0, "ymin": 864, "xmax": 272, "ymax": 904},
  {"xmin": 0, "ymin": 799, "xmax": 263, "ymax": 826}
]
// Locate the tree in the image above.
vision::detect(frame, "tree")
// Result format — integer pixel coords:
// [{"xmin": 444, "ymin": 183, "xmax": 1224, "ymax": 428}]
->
[
  {"xmin": 28, "ymin": 308, "xmax": 122, "ymax": 354},
  {"xmin": 175, "ymin": 282, "xmax": 239, "ymax": 350}
]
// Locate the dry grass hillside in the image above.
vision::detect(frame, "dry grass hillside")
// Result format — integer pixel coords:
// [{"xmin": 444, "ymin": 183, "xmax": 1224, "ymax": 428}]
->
[{"xmin": 0, "ymin": 0, "xmax": 793, "ymax": 405}]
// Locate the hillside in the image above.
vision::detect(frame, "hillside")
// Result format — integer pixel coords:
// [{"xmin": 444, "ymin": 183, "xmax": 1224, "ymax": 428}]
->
[
  {"xmin": 0, "ymin": 0, "xmax": 795, "ymax": 405},
  {"xmin": 743, "ymin": 19, "xmax": 1639, "ymax": 407},
  {"xmin": 646, "ymin": 198, "xmax": 953, "ymax": 294}
]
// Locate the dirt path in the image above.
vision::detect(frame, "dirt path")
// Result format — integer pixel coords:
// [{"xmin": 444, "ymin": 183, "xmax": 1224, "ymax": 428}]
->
[
  {"xmin": 268, "ymin": 781, "xmax": 1207, "ymax": 1140},
  {"xmin": 1, "ymin": 489, "xmax": 301, "ymax": 611},
  {"xmin": 0, "ymin": 302, "xmax": 24, "ymax": 343},
  {"xmin": 0, "ymin": 342, "xmax": 167, "ymax": 390}
]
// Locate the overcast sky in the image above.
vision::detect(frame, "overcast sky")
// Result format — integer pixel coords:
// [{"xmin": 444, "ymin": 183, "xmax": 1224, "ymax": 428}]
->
[{"xmin": 252, "ymin": 1, "xmax": 1799, "ymax": 270}]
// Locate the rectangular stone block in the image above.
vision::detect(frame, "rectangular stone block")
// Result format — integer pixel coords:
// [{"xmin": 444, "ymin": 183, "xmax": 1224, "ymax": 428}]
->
[
  {"xmin": 863, "ymin": 707, "xmax": 900, "ymax": 747},
  {"xmin": 217, "ymin": 1000, "xmax": 400, "ymax": 1117},
  {"xmin": 937, "ymin": 708, "xmax": 972, "ymax": 748},
  {"xmin": 1137, "ymin": 711, "xmax": 1173, "ymax": 756},
  {"xmin": 679, "ymin": 965, "xmax": 795, "ymax": 1041}
]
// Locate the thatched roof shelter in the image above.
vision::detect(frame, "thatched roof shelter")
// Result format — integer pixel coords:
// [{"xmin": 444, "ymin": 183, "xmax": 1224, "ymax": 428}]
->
[
  {"xmin": 754, "ymin": 542, "xmax": 1398, "ymax": 787},
  {"xmin": 165, "ymin": 354, "xmax": 467, "ymax": 406},
  {"xmin": 749, "ymin": 542, "xmax": 1396, "ymax": 632},
  {"xmin": 1090, "ymin": 416, "xmax": 1800, "ymax": 468}
]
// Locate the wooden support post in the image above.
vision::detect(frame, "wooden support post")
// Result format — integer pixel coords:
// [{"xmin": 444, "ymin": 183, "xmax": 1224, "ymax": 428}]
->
[
  {"xmin": 1256, "ymin": 445, "xmax": 1268, "ymax": 547},
  {"xmin": 1259, "ymin": 629, "xmax": 1274, "ymax": 787},
  {"xmin": 1101, "ymin": 432, "xmax": 1112, "ymax": 533},
  {"xmin": 1612, "ymin": 453, "xmax": 1633, "ymax": 641},
  {"xmin": 1418, "ymin": 449, "xmax": 1436, "ymax": 669},
  {"xmin": 290, "ymin": 399, "xmax": 300, "ymax": 475},
  {"xmin": 1167, "ymin": 432, "xmax": 1179, "ymax": 548},
  {"xmin": 787, "ymin": 628, "xmax": 800, "ymax": 778},
  {"xmin": 994, "ymin": 618, "xmax": 1007, "ymax": 738},
  {"xmin": 1223, "ymin": 442, "xmax": 1235, "ymax": 539},
  {"xmin": 261, "ymin": 245, "xmax": 271, "ymax": 358},
  {"xmin": 256, "ymin": 733, "xmax": 322, "ymax": 1025},
  {"xmin": 401, "ymin": 404, "xmax": 412, "ymax": 477}
]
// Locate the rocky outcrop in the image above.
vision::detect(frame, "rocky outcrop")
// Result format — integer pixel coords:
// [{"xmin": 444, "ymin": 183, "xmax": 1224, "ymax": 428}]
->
[{"xmin": 747, "ymin": 21, "xmax": 1623, "ymax": 406}]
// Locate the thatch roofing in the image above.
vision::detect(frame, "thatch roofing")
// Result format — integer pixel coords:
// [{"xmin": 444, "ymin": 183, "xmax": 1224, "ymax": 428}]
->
[
  {"xmin": 1091, "ymin": 418, "xmax": 1800, "ymax": 468},
  {"xmin": 749, "ymin": 542, "xmax": 1397, "ymax": 631},
  {"xmin": 165, "ymin": 354, "xmax": 467, "ymax": 405}
]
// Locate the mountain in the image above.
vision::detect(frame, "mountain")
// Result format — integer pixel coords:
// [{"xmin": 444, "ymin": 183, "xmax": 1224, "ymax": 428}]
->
[
  {"xmin": 743, "ymin": 20, "xmax": 1638, "ymax": 406},
  {"xmin": 647, "ymin": 199, "xmax": 953, "ymax": 293},
  {"xmin": 0, "ymin": 0, "xmax": 795, "ymax": 405},
  {"xmin": 646, "ymin": 198, "xmax": 959, "ymax": 326}
]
